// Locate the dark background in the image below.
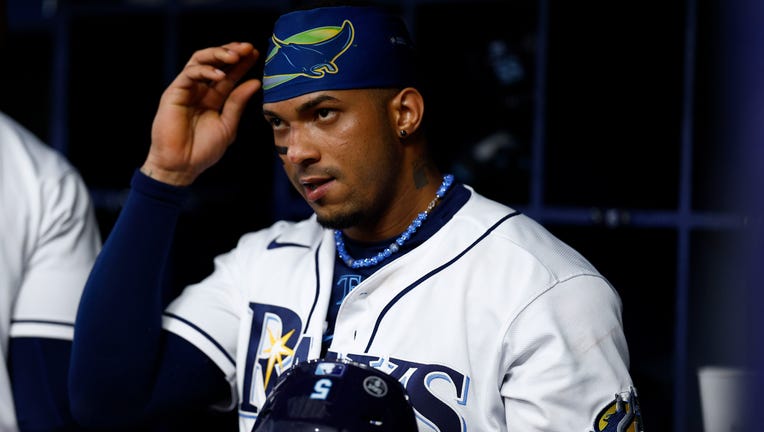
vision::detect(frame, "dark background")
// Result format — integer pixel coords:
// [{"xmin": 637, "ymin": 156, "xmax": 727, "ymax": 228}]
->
[{"xmin": 3, "ymin": 0, "xmax": 763, "ymax": 431}]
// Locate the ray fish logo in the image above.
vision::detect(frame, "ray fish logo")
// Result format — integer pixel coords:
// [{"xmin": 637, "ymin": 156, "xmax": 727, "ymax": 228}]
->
[{"xmin": 263, "ymin": 19, "xmax": 355, "ymax": 91}]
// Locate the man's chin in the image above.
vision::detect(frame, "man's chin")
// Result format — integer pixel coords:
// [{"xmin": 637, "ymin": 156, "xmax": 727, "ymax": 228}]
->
[{"xmin": 316, "ymin": 211, "xmax": 362, "ymax": 230}]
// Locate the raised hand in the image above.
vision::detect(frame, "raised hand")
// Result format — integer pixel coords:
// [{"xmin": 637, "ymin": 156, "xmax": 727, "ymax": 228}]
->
[{"xmin": 142, "ymin": 42, "xmax": 261, "ymax": 185}]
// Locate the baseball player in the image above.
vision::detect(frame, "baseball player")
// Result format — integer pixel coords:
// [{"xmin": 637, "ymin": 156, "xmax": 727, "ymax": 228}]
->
[
  {"xmin": 0, "ymin": 110, "xmax": 102, "ymax": 431},
  {"xmin": 70, "ymin": 3, "xmax": 644, "ymax": 431}
]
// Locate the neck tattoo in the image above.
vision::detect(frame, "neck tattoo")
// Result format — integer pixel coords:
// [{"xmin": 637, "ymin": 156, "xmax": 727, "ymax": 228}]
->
[{"xmin": 334, "ymin": 174, "xmax": 455, "ymax": 269}]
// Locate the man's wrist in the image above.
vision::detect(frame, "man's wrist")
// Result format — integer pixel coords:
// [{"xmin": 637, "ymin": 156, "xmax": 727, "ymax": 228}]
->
[{"xmin": 140, "ymin": 162, "xmax": 195, "ymax": 186}]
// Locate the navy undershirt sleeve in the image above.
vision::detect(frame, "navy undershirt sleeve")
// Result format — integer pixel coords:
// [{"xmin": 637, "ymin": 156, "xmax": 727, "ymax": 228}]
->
[
  {"xmin": 69, "ymin": 169, "xmax": 230, "ymax": 429},
  {"xmin": 10, "ymin": 338, "xmax": 80, "ymax": 431}
]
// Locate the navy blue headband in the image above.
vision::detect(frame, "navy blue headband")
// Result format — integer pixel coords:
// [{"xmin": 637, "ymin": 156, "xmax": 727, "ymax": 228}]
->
[{"xmin": 262, "ymin": 5, "xmax": 417, "ymax": 103}]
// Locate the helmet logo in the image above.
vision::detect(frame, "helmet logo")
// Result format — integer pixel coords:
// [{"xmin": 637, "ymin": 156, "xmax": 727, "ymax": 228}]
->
[{"xmin": 363, "ymin": 376, "xmax": 388, "ymax": 398}]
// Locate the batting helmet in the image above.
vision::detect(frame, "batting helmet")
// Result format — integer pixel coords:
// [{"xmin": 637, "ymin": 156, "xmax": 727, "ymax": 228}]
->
[{"xmin": 251, "ymin": 358, "xmax": 419, "ymax": 432}]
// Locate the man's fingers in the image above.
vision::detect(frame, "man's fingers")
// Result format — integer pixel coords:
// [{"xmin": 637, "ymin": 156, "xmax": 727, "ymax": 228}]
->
[
  {"xmin": 223, "ymin": 44, "xmax": 259, "ymax": 83},
  {"xmin": 220, "ymin": 78, "xmax": 262, "ymax": 133},
  {"xmin": 173, "ymin": 64, "xmax": 226, "ymax": 89},
  {"xmin": 174, "ymin": 42, "xmax": 257, "ymax": 98},
  {"xmin": 203, "ymin": 44, "xmax": 258, "ymax": 97},
  {"xmin": 185, "ymin": 42, "xmax": 254, "ymax": 70}
]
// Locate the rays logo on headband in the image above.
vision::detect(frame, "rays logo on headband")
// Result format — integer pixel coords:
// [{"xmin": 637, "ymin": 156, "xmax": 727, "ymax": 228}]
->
[
  {"xmin": 263, "ymin": 19, "xmax": 355, "ymax": 92},
  {"xmin": 262, "ymin": 5, "xmax": 417, "ymax": 103}
]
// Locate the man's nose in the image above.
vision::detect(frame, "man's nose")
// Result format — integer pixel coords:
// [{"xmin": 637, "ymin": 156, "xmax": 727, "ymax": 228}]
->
[{"xmin": 285, "ymin": 128, "xmax": 320, "ymax": 166}]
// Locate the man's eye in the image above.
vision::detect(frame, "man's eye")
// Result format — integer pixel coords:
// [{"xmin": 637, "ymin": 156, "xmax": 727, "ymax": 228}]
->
[
  {"xmin": 268, "ymin": 117, "xmax": 282, "ymax": 127},
  {"xmin": 317, "ymin": 108, "xmax": 332, "ymax": 119}
]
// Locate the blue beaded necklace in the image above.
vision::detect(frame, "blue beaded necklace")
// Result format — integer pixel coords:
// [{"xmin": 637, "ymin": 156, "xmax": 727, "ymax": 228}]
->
[{"xmin": 334, "ymin": 174, "xmax": 455, "ymax": 269}]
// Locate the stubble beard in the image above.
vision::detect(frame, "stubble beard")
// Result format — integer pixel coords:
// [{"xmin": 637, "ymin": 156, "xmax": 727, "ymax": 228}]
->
[
  {"xmin": 315, "ymin": 209, "xmax": 364, "ymax": 230},
  {"xmin": 313, "ymin": 179, "xmax": 396, "ymax": 231}
]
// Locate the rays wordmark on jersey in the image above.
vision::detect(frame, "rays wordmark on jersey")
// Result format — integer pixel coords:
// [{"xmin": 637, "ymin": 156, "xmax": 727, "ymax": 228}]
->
[{"xmin": 241, "ymin": 303, "xmax": 470, "ymax": 431}]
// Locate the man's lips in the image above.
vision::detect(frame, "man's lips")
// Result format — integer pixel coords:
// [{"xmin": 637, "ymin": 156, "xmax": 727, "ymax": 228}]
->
[{"xmin": 301, "ymin": 177, "xmax": 333, "ymax": 202}]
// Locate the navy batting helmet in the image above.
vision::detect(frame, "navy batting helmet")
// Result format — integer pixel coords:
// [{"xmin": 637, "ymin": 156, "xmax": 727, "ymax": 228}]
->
[{"xmin": 251, "ymin": 358, "xmax": 418, "ymax": 432}]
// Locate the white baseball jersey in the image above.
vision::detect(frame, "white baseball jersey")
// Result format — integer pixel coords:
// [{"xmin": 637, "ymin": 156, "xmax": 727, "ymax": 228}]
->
[
  {"xmin": 163, "ymin": 185, "xmax": 637, "ymax": 432},
  {"xmin": 0, "ymin": 111, "xmax": 101, "ymax": 431}
]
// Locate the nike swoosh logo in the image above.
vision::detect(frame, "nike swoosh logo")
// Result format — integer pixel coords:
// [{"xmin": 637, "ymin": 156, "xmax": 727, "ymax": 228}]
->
[{"xmin": 267, "ymin": 238, "xmax": 311, "ymax": 250}]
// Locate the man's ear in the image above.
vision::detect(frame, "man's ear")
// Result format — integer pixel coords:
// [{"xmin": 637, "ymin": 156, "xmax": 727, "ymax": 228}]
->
[{"xmin": 391, "ymin": 87, "xmax": 424, "ymax": 137}]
